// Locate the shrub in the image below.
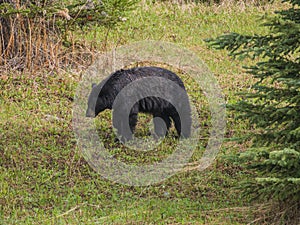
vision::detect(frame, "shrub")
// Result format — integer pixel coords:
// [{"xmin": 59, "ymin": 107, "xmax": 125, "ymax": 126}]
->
[{"xmin": 0, "ymin": 0, "xmax": 138, "ymax": 71}]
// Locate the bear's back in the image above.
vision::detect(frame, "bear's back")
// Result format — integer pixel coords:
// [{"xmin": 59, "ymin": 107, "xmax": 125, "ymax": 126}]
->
[{"xmin": 105, "ymin": 66, "xmax": 185, "ymax": 91}]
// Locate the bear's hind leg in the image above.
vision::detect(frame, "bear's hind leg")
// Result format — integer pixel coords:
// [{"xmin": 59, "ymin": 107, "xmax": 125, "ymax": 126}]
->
[{"xmin": 171, "ymin": 112, "xmax": 191, "ymax": 138}]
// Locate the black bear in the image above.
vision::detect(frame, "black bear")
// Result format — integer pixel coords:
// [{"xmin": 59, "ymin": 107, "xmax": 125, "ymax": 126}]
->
[{"xmin": 86, "ymin": 66, "xmax": 191, "ymax": 142}]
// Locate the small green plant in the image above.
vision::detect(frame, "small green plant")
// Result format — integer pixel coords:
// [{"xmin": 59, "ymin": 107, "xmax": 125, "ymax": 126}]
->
[{"xmin": 207, "ymin": 0, "xmax": 300, "ymax": 223}]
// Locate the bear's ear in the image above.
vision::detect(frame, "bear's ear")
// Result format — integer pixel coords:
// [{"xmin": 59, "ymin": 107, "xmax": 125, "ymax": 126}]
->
[{"xmin": 92, "ymin": 83, "xmax": 97, "ymax": 88}]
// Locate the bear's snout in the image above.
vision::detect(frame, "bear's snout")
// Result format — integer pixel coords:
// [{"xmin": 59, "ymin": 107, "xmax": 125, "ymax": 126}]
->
[{"xmin": 86, "ymin": 108, "xmax": 96, "ymax": 118}]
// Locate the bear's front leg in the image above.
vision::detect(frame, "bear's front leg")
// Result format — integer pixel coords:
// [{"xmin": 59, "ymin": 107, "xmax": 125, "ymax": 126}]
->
[
  {"xmin": 113, "ymin": 110, "xmax": 137, "ymax": 143},
  {"xmin": 153, "ymin": 114, "xmax": 171, "ymax": 138}
]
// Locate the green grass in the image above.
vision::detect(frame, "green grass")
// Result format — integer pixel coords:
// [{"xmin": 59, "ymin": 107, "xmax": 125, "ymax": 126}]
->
[{"xmin": 0, "ymin": 1, "xmax": 286, "ymax": 224}]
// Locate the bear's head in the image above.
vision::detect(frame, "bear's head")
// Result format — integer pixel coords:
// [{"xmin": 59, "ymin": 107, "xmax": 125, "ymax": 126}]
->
[{"xmin": 86, "ymin": 82, "xmax": 111, "ymax": 118}]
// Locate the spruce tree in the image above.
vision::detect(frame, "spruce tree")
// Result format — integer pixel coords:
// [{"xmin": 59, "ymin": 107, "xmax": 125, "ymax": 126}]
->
[{"xmin": 207, "ymin": 0, "xmax": 299, "ymax": 223}]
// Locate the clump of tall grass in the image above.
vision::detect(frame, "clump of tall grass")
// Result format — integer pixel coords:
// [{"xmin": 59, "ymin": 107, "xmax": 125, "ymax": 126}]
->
[{"xmin": 0, "ymin": 0, "xmax": 137, "ymax": 73}]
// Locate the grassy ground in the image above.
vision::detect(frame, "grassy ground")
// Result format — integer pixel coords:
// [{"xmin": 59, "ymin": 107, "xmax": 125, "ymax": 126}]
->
[{"xmin": 0, "ymin": 1, "xmax": 286, "ymax": 224}]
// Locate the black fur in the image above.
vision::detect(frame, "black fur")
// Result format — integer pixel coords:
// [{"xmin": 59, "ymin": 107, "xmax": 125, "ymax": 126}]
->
[{"xmin": 86, "ymin": 66, "xmax": 191, "ymax": 141}]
